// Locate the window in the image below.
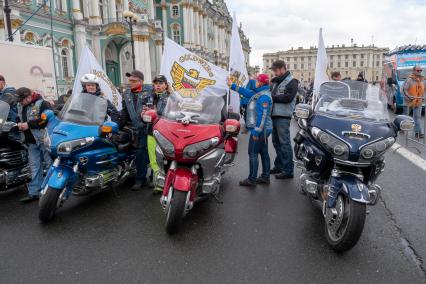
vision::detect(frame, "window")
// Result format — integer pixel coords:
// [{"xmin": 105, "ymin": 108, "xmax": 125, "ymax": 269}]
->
[
  {"xmin": 171, "ymin": 24, "xmax": 181, "ymax": 44},
  {"xmin": 338, "ymin": 62, "xmax": 341, "ymax": 68},
  {"xmin": 301, "ymin": 64, "xmax": 304, "ymax": 69},
  {"xmin": 338, "ymin": 55, "xmax": 341, "ymax": 59},
  {"xmin": 345, "ymin": 62, "xmax": 348, "ymax": 67},
  {"xmin": 330, "ymin": 55, "xmax": 334, "ymax": 60},
  {"xmin": 286, "ymin": 57, "xmax": 290, "ymax": 62},
  {"xmin": 353, "ymin": 61, "xmax": 356, "ymax": 67},
  {"xmin": 345, "ymin": 55, "xmax": 349, "ymax": 59},
  {"xmin": 361, "ymin": 54, "xmax": 364, "ymax": 59},
  {"xmin": 330, "ymin": 62, "xmax": 334, "ymax": 68},
  {"xmin": 171, "ymin": 5, "xmax": 179, "ymax": 17},
  {"xmin": 353, "ymin": 54, "xmax": 357, "ymax": 59},
  {"xmin": 376, "ymin": 61, "xmax": 380, "ymax": 67},
  {"xmin": 301, "ymin": 56, "xmax": 304, "ymax": 61},
  {"xmin": 376, "ymin": 76, "xmax": 379, "ymax": 81},
  {"xmin": 294, "ymin": 64, "xmax": 297, "ymax": 69},
  {"xmin": 360, "ymin": 61, "xmax": 364, "ymax": 67},
  {"xmin": 61, "ymin": 49, "xmax": 69, "ymax": 78}
]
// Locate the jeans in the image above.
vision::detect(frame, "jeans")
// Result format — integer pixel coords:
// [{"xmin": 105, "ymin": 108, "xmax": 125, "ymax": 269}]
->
[
  {"xmin": 134, "ymin": 132, "xmax": 149, "ymax": 184},
  {"xmin": 27, "ymin": 143, "xmax": 52, "ymax": 197},
  {"xmin": 404, "ymin": 106, "xmax": 423, "ymax": 134},
  {"xmin": 272, "ymin": 117, "xmax": 294, "ymax": 175},
  {"xmin": 248, "ymin": 134, "xmax": 271, "ymax": 182}
]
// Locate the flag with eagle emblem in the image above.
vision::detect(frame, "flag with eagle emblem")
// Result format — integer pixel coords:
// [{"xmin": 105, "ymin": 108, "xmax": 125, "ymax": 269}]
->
[{"xmin": 160, "ymin": 38, "xmax": 229, "ymax": 98}]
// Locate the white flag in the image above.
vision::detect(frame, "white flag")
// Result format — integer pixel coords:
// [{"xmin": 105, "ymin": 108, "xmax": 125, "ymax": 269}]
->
[
  {"xmin": 160, "ymin": 38, "xmax": 228, "ymax": 97},
  {"xmin": 313, "ymin": 28, "xmax": 329, "ymax": 98},
  {"xmin": 229, "ymin": 12, "xmax": 249, "ymax": 113},
  {"xmin": 73, "ymin": 46, "xmax": 122, "ymax": 110}
]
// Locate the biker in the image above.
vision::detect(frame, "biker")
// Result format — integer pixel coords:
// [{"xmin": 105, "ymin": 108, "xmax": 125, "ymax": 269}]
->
[
  {"xmin": 120, "ymin": 70, "xmax": 153, "ymax": 190},
  {"xmin": 80, "ymin": 74, "xmax": 120, "ymax": 124},
  {"xmin": 331, "ymin": 71, "xmax": 342, "ymax": 81},
  {"xmin": 228, "ymin": 74, "xmax": 272, "ymax": 187},
  {"xmin": 0, "ymin": 74, "xmax": 18, "ymax": 123},
  {"xmin": 16, "ymin": 87, "xmax": 53, "ymax": 203},
  {"xmin": 145, "ymin": 75, "xmax": 170, "ymax": 193}
]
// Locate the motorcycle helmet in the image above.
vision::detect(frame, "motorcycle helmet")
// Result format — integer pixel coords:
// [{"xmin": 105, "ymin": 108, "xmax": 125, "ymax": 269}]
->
[{"xmin": 80, "ymin": 74, "xmax": 100, "ymax": 86}]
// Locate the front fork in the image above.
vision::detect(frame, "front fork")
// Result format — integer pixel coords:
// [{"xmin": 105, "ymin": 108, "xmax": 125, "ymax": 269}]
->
[
  {"xmin": 160, "ymin": 161, "xmax": 198, "ymax": 214},
  {"xmin": 41, "ymin": 157, "xmax": 79, "ymax": 201}
]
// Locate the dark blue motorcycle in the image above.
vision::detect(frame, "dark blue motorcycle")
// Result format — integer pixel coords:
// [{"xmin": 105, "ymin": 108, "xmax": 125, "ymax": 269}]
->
[
  {"xmin": 293, "ymin": 81, "xmax": 414, "ymax": 252},
  {"xmin": 39, "ymin": 93, "xmax": 136, "ymax": 222}
]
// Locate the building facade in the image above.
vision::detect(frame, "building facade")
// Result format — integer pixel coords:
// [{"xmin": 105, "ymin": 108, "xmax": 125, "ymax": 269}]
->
[
  {"xmin": 0, "ymin": 0, "xmax": 250, "ymax": 95},
  {"xmin": 263, "ymin": 44, "xmax": 389, "ymax": 83},
  {"xmin": 154, "ymin": 0, "xmax": 251, "ymax": 69}
]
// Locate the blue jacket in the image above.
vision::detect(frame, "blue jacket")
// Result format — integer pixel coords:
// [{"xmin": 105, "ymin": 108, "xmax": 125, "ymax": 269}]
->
[
  {"xmin": 237, "ymin": 79, "xmax": 257, "ymax": 108},
  {"xmin": 231, "ymin": 84, "xmax": 272, "ymax": 137}
]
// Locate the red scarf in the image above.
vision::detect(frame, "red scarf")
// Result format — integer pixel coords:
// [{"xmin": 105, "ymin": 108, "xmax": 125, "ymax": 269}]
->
[{"xmin": 131, "ymin": 83, "xmax": 143, "ymax": 93}]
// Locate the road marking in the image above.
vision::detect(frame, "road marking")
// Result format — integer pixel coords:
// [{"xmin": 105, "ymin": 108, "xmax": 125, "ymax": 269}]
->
[{"xmin": 391, "ymin": 142, "xmax": 426, "ymax": 172}]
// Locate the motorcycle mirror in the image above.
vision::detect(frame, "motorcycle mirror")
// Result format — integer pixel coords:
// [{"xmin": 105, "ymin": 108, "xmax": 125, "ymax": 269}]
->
[
  {"xmin": 393, "ymin": 115, "xmax": 414, "ymax": 131},
  {"xmin": 42, "ymin": 110, "xmax": 55, "ymax": 122},
  {"xmin": 294, "ymin": 104, "xmax": 312, "ymax": 119},
  {"xmin": 142, "ymin": 110, "xmax": 158, "ymax": 124},
  {"xmin": 224, "ymin": 119, "xmax": 240, "ymax": 135}
]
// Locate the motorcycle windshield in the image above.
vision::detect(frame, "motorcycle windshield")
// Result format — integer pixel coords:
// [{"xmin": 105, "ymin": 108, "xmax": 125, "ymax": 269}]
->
[
  {"xmin": 0, "ymin": 100, "xmax": 10, "ymax": 126},
  {"xmin": 315, "ymin": 81, "xmax": 389, "ymax": 122},
  {"xmin": 58, "ymin": 92, "xmax": 107, "ymax": 126},
  {"xmin": 163, "ymin": 89, "xmax": 225, "ymax": 124}
]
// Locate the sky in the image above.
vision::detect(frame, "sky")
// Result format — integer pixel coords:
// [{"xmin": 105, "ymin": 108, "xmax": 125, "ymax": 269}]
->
[{"xmin": 226, "ymin": 0, "xmax": 426, "ymax": 69}]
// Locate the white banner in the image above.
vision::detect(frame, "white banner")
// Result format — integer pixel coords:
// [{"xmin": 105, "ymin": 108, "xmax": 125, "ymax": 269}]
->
[
  {"xmin": 229, "ymin": 12, "xmax": 249, "ymax": 113},
  {"xmin": 72, "ymin": 46, "xmax": 122, "ymax": 110},
  {"xmin": 160, "ymin": 38, "xmax": 228, "ymax": 98},
  {"xmin": 313, "ymin": 28, "xmax": 329, "ymax": 99}
]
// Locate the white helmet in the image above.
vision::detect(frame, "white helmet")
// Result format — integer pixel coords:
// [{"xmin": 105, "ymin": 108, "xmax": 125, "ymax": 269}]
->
[{"xmin": 80, "ymin": 73, "xmax": 100, "ymax": 85}]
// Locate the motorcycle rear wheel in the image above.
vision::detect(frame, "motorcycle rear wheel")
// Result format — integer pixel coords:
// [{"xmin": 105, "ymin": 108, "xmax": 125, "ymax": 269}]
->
[
  {"xmin": 325, "ymin": 194, "xmax": 366, "ymax": 252},
  {"xmin": 38, "ymin": 187, "xmax": 60, "ymax": 223},
  {"xmin": 165, "ymin": 190, "xmax": 187, "ymax": 234}
]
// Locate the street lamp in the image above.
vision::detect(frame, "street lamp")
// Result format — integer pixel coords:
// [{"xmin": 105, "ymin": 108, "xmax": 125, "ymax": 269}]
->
[
  {"xmin": 123, "ymin": 10, "xmax": 138, "ymax": 70},
  {"xmin": 4, "ymin": 0, "xmax": 13, "ymax": 41}
]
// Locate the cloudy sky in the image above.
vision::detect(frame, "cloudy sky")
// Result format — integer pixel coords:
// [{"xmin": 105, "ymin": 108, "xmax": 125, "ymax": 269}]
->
[{"xmin": 226, "ymin": 0, "xmax": 426, "ymax": 68}]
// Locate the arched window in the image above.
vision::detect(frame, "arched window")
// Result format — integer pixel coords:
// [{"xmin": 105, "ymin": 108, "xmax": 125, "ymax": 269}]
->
[
  {"xmin": 61, "ymin": 49, "xmax": 70, "ymax": 78},
  {"xmin": 171, "ymin": 5, "xmax": 179, "ymax": 17},
  {"xmin": 171, "ymin": 24, "xmax": 181, "ymax": 44}
]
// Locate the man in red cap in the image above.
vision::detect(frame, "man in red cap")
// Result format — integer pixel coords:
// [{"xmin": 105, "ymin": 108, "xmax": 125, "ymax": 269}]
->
[
  {"xmin": 120, "ymin": 70, "xmax": 154, "ymax": 190},
  {"xmin": 227, "ymin": 74, "xmax": 273, "ymax": 187}
]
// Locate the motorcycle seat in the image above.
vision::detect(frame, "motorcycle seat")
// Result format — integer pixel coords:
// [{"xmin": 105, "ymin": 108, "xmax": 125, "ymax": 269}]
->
[{"xmin": 112, "ymin": 131, "xmax": 133, "ymax": 152}]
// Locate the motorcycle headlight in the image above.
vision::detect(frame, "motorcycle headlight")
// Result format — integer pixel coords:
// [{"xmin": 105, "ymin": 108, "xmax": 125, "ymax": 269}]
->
[
  {"xmin": 153, "ymin": 130, "xmax": 175, "ymax": 157},
  {"xmin": 183, "ymin": 137, "xmax": 220, "ymax": 159},
  {"xmin": 360, "ymin": 137, "xmax": 395, "ymax": 160},
  {"xmin": 311, "ymin": 127, "xmax": 349, "ymax": 159},
  {"xmin": 57, "ymin": 137, "xmax": 95, "ymax": 155}
]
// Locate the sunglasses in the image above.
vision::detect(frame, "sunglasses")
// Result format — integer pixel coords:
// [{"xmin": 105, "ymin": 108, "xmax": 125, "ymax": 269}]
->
[
  {"xmin": 416, "ymin": 69, "xmax": 423, "ymax": 72},
  {"xmin": 128, "ymin": 79, "xmax": 140, "ymax": 83}
]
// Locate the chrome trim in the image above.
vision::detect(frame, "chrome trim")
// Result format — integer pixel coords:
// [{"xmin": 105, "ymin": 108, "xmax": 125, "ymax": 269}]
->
[
  {"xmin": 334, "ymin": 158, "xmax": 371, "ymax": 167},
  {"xmin": 341, "ymin": 131, "xmax": 371, "ymax": 139},
  {"xmin": 359, "ymin": 137, "xmax": 385, "ymax": 150},
  {"xmin": 96, "ymin": 157, "xmax": 118, "ymax": 165},
  {"xmin": 324, "ymin": 129, "xmax": 352, "ymax": 149}
]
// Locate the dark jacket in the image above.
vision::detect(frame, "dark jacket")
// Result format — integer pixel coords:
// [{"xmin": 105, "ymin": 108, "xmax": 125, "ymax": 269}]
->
[
  {"xmin": 18, "ymin": 95, "xmax": 52, "ymax": 144},
  {"xmin": 270, "ymin": 71, "xmax": 299, "ymax": 104},
  {"xmin": 120, "ymin": 85, "xmax": 153, "ymax": 130}
]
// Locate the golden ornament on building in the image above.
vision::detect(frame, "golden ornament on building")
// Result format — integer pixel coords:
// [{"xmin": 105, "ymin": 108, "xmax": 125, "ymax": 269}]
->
[{"xmin": 104, "ymin": 23, "xmax": 128, "ymax": 36}]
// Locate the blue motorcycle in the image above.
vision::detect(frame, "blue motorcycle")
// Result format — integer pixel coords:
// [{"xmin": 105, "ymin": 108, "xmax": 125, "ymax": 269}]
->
[
  {"xmin": 39, "ymin": 93, "xmax": 136, "ymax": 222},
  {"xmin": 293, "ymin": 80, "xmax": 414, "ymax": 252}
]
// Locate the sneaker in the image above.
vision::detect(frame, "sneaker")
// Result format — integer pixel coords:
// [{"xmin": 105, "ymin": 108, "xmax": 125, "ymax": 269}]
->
[
  {"xmin": 275, "ymin": 173, "xmax": 294, "ymax": 179},
  {"xmin": 256, "ymin": 177, "xmax": 270, "ymax": 185},
  {"xmin": 131, "ymin": 181, "xmax": 146, "ymax": 191},
  {"xmin": 152, "ymin": 187, "xmax": 163, "ymax": 195},
  {"xmin": 270, "ymin": 168, "xmax": 282, "ymax": 175},
  {"xmin": 239, "ymin": 178, "xmax": 257, "ymax": 187},
  {"xmin": 20, "ymin": 195, "xmax": 39, "ymax": 203}
]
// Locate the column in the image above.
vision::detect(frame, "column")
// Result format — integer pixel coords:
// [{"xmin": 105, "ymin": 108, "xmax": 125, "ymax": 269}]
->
[
  {"xmin": 182, "ymin": 3, "xmax": 189, "ymax": 47},
  {"xmin": 92, "ymin": 34, "xmax": 102, "ymax": 62},
  {"xmin": 72, "ymin": 0, "xmax": 83, "ymax": 20},
  {"xmin": 203, "ymin": 15, "xmax": 208, "ymax": 50},
  {"xmin": 74, "ymin": 24, "xmax": 87, "ymax": 63},
  {"xmin": 155, "ymin": 39, "xmax": 163, "ymax": 74},
  {"xmin": 189, "ymin": 5, "xmax": 194, "ymax": 48},
  {"xmin": 123, "ymin": 0, "xmax": 129, "ymax": 11},
  {"xmin": 134, "ymin": 35, "xmax": 152, "ymax": 82},
  {"xmin": 193, "ymin": 7, "xmax": 198, "ymax": 48},
  {"xmin": 89, "ymin": 0, "xmax": 102, "ymax": 25},
  {"xmin": 199, "ymin": 12, "xmax": 204, "ymax": 49},
  {"xmin": 161, "ymin": 3, "xmax": 168, "ymax": 39},
  {"xmin": 0, "ymin": 19, "xmax": 5, "ymax": 41},
  {"xmin": 108, "ymin": 0, "xmax": 117, "ymax": 22},
  {"xmin": 214, "ymin": 24, "xmax": 219, "ymax": 51},
  {"xmin": 148, "ymin": 0, "xmax": 155, "ymax": 19}
]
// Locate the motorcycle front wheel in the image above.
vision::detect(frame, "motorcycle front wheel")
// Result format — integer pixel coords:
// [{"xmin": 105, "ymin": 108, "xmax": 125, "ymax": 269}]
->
[
  {"xmin": 38, "ymin": 187, "xmax": 60, "ymax": 223},
  {"xmin": 325, "ymin": 194, "xmax": 366, "ymax": 252},
  {"xmin": 165, "ymin": 189, "xmax": 187, "ymax": 234}
]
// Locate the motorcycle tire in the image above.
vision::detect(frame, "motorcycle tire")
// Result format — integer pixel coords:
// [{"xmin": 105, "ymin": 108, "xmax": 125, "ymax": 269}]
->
[
  {"xmin": 165, "ymin": 190, "xmax": 187, "ymax": 234},
  {"xmin": 38, "ymin": 187, "xmax": 60, "ymax": 223},
  {"xmin": 325, "ymin": 195, "xmax": 366, "ymax": 252}
]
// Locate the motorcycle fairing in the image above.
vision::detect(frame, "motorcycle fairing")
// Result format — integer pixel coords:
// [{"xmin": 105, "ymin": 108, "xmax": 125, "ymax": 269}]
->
[{"xmin": 327, "ymin": 173, "xmax": 370, "ymax": 208}]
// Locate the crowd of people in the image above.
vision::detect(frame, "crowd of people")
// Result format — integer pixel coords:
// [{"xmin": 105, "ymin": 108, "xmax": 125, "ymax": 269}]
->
[{"xmin": 1, "ymin": 60, "xmax": 425, "ymax": 201}]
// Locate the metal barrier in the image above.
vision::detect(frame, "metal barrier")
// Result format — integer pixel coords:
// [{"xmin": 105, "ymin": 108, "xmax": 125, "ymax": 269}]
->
[{"xmin": 405, "ymin": 104, "xmax": 426, "ymax": 153}]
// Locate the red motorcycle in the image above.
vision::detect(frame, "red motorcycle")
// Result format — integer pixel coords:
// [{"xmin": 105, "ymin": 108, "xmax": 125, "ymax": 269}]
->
[{"xmin": 143, "ymin": 90, "xmax": 240, "ymax": 234}]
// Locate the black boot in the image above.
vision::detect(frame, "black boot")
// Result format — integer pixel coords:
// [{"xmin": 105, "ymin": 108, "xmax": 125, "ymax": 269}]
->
[{"xmin": 239, "ymin": 178, "xmax": 256, "ymax": 187}]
